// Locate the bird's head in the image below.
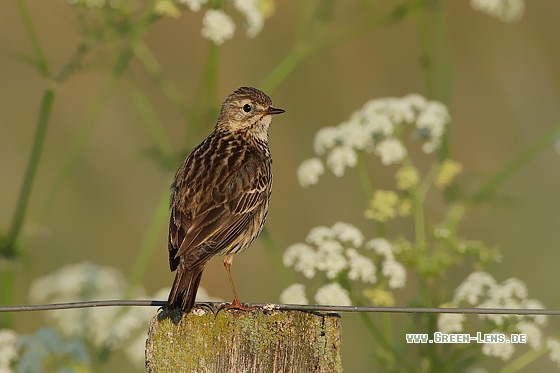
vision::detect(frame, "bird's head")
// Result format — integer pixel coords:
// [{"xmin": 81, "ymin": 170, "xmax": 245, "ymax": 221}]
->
[{"xmin": 216, "ymin": 87, "xmax": 284, "ymax": 140}]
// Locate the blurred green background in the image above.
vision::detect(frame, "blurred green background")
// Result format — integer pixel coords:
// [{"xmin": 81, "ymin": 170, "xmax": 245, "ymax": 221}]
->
[{"xmin": 1, "ymin": 0, "xmax": 560, "ymax": 371}]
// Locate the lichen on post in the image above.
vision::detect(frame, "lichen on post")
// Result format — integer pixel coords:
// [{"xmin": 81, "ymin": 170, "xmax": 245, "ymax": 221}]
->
[{"xmin": 145, "ymin": 305, "xmax": 342, "ymax": 373}]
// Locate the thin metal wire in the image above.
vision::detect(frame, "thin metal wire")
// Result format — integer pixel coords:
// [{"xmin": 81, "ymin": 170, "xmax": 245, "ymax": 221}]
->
[{"xmin": 1, "ymin": 300, "xmax": 560, "ymax": 315}]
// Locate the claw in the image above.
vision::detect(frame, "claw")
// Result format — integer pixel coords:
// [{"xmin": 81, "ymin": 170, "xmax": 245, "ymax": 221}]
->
[
  {"xmin": 196, "ymin": 302, "xmax": 215, "ymax": 314},
  {"xmin": 223, "ymin": 299, "xmax": 258, "ymax": 312}
]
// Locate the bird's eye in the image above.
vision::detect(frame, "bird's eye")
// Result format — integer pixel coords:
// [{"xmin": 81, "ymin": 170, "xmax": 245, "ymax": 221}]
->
[{"xmin": 243, "ymin": 104, "xmax": 251, "ymax": 113}]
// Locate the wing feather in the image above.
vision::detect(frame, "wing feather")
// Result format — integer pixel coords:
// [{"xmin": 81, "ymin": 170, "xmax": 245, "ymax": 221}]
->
[{"xmin": 168, "ymin": 147, "xmax": 270, "ymax": 271}]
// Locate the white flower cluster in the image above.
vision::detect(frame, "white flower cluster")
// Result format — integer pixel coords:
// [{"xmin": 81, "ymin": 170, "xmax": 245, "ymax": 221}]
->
[
  {"xmin": 201, "ymin": 9, "xmax": 236, "ymax": 45},
  {"xmin": 366, "ymin": 238, "xmax": 407, "ymax": 289},
  {"xmin": 438, "ymin": 271, "xmax": 549, "ymax": 361},
  {"xmin": 281, "ymin": 224, "xmax": 407, "ymax": 305},
  {"xmin": 177, "ymin": 0, "xmax": 207, "ymax": 12},
  {"xmin": 437, "ymin": 313, "xmax": 466, "ymax": 334},
  {"xmin": 28, "ymin": 262, "xmax": 169, "ymax": 368},
  {"xmin": 481, "ymin": 332, "xmax": 515, "ymax": 361},
  {"xmin": 314, "ymin": 283, "xmax": 352, "ymax": 306},
  {"xmin": 548, "ymin": 338, "xmax": 560, "ymax": 369},
  {"xmin": 279, "ymin": 283, "xmax": 309, "ymax": 305},
  {"xmin": 233, "ymin": 0, "xmax": 265, "ymax": 38},
  {"xmin": 177, "ymin": 0, "xmax": 271, "ymax": 44},
  {"xmin": 297, "ymin": 94, "xmax": 450, "ymax": 187},
  {"xmin": 15, "ymin": 328, "xmax": 90, "ymax": 372},
  {"xmin": 0, "ymin": 329, "xmax": 18, "ymax": 373},
  {"xmin": 470, "ymin": 0, "xmax": 525, "ymax": 23}
]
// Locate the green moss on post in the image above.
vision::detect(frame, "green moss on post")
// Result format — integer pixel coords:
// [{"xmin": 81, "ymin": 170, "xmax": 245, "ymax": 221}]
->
[{"xmin": 146, "ymin": 305, "xmax": 342, "ymax": 373}]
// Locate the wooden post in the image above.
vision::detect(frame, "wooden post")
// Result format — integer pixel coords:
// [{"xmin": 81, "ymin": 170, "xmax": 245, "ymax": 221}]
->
[{"xmin": 145, "ymin": 305, "xmax": 342, "ymax": 373}]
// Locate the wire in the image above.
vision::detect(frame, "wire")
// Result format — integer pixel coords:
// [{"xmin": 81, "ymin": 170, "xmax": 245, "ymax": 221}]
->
[{"xmin": 1, "ymin": 300, "xmax": 559, "ymax": 315}]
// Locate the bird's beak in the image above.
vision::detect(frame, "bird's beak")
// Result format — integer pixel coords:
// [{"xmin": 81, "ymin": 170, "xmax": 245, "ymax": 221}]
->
[{"xmin": 266, "ymin": 106, "xmax": 285, "ymax": 115}]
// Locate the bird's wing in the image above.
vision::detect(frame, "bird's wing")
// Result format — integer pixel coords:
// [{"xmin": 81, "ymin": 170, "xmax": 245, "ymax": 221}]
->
[{"xmin": 168, "ymin": 154, "xmax": 270, "ymax": 271}]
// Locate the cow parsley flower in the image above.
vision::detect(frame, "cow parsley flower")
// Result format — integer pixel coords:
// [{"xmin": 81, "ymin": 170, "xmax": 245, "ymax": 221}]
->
[
  {"xmin": 314, "ymin": 283, "xmax": 351, "ymax": 306},
  {"xmin": 453, "ymin": 271, "xmax": 497, "ymax": 305},
  {"xmin": 374, "ymin": 138, "xmax": 407, "ymax": 165},
  {"xmin": 365, "ymin": 238, "xmax": 395, "ymax": 260},
  {"xmin": 361, "ymin": 111, "xmax": 394, "ymax": 137},
  {"xmin": 279, "ymin": 284, "xmax": 309, "ymax": 305},
  {"xmin": 233, "ymin": 0, "xmax": 265, "ymax": 37},
  {"xmin": 437, "ymin": 313, "xmax": 466, "ymax": 334},
  {"xmin": 548, "ymin": 338, "xmax": 560, "ymax": 367},
  {"xmin": 314, "ymin": 126, "xmax": 340, "ymax": 155},
  {"xmin": 201, "ymin": 9, "xmax": 236, "ymax": 45},
  {"xmin": 297, "ymin": 158, "xmax": 325, "ymax": 187},
  {"xmin": 0, "ymin": 329, "xmax": 18, "ymax": 373},
  {"xmin": 416, "ymin": 101, "xmax": 450, "ymax": 139},
  {"xmin": 281, "ymin": 224, "xmax": 409, "ymax": 309},
  {"xmin": 481, "ymin": 333, "xmax": 515, "ymax": 360},
  {"xmin": 346, "ymin": 248, "xmax": 376, "ymax": 283},
  {"xmin": 470, "ymin": 0, "xmax": 525, "ymax": 23},
  {"xmin": 27, "ymin": 262, "xmax": 162, "ymax": 368},
  {"xmin": 339, "ymin": 117, "xmax": 376, "ymax": 151},
  {"xmin": 395, "ymin": 165, "xmax": 420, "ymax": 190},
  {"xmin": 517, "ymin": 321, "xmax": 542, "ymax": 349},
  {"xmin": 305, "ymin": 225, "xmax": 334, "ymax": 246},
  {"xmin": 154, "ymin": 0, "xmax": 181, "ymax": 17},
  {"xmin": 299, "ymin": 94, "xmax": 449, "ymax": 184},
  {"xmin": 315, "ymin": 241, "xmax": 347, "ymax": 279},
  {"xmin": 176, "ymin": 0, "xmax": 208, "ymax": 12},
  {"xmin": 364, "ymin": 190, "xmax": 399, "ymax": 222},
  {"xmin": 331, "ymin": 221, "xmax": 364, "ymax": 248},
  {"xmin": 283, "ymin": 243, "xmax": 317, "ymax": 279},
  {"xmin": 382, "ymin": 260, "xmax": 407, "ymax": 289},
  {"xmin": 435, "ymin": 159, "xmax": 463, "ymax": 188},
  {"xmin": 326, "ymin": 145, "xmax": 357, "ymax": 177},
  {"xmin": 17, "ymin": 328, "xmax": 90, "ymax": 372}
]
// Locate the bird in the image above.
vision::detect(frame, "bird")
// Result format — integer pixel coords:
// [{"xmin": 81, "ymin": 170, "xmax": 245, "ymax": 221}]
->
[{"xmin": 167, "ymin": 86, "xmax": 284, "ymax": 313}]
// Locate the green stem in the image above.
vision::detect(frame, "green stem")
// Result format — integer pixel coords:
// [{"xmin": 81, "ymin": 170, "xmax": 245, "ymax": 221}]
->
[
  {"xmin": 357, "ymin": 310, "xmax": 415, "ymax": 372},
  {"xmin": 0, "ymin": 264, "xmax": 16, "ymax": 327},
  {"xmin": 358, "ymin": 154, "xmax": 385, "ymax": 236},
  {"xmin": 14, "ymin": 0, "xmax": 50, "ymax": 77},
  {"xmin": 37, "ymin": 6, "xmax": 158, "ymax": 219},
  {"xmin": 413, "ymin": 164, "xmax": 438, "ymax": 251},
  {"xmin": 414, "ymin": 0, "xmax": 452, "ymax": 160},
  {"xmin": 470, "ymin": 125, "xmax": 560, "ymax": 205},
  {"xmin": 55, "ymin": 42, "xmax": 89, "ymax": 83},
  {"xmin": 261, "ymin": 2, "xmax": 412, "ymax": 93},
  {"xmin": 260, "ymin": 47, "xmax": 304, "ymax": 93},
  {"xmin": 500, "ymin": 346, "xmax": 547, "ymax": 373},
  {"xmin": 444, "ymin": 202, "xmax": 466, "ymax": 235},
  {"xmin": 382, "ymin": 313, "xmax": 394, "ymax": 366},
  {"xmin": 126, "ymin": 190, "xmax": 170, "ymax": 296},
  {"xmin": 342, "ymin": 281, "xmax": 410, "ymax": 371},
  {"xmin": 415, "ymin": 0, "xmax": 451, "ymax": 103},
  {"xmin": 349, "ymin": 285, "xmax": 389, "ymax": 349},
  {"xmin": 413, "ymin": 194, "xmax": 426, "ymax": 252},
  {"xmin": 357, "ymin": 153, "xmax": 374, "ymax": 198},
  {"xmin": 187, "ymin": 42, "xmax": 220, "ymax": 143},
  {"xmin": 130, "ymin": 77, "xmax": 174, "ymax": 156},
  {"xmin": 133, "ymin": 40, "xmax": 190, "ymax": 119},
  {"xmin": 318, "ymin": 2, "xmax": 411, "ymax": 53},
  {"xmin": 38, "ymin": 48, "xmax": 135, "ymax": 220},
  {"xmin": 4, "ymin": 88, "xmax": 55, "ymax": 257}
]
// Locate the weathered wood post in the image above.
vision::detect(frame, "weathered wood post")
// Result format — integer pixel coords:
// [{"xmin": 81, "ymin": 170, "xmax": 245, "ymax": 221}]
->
[{"xmin": 145, "ymin": 305, "xmax": 342, "ymax": 373}]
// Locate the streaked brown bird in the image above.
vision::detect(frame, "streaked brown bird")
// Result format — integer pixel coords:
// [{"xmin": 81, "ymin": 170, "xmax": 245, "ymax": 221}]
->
[{"xmin": 167, "ymin": 87, "xmax": 284, "ymax": 313}]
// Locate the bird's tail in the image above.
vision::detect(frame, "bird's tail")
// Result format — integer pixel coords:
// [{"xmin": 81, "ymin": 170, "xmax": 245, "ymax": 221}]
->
[{"xmin": 167, "ymin": 263, "xmax": 204, "ymax": 313}]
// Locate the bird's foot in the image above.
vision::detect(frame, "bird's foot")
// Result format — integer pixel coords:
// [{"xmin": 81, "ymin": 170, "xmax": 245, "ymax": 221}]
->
[
  {"xmin": 218, "ymin": 299, "xmax": 258, "ymax": 312},
  {"xmin": 195, "ymin": 302, "xmax": 216, "ymax": 313}
]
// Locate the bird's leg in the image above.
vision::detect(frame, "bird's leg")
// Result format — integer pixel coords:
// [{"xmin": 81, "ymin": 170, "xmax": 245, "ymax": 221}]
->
[
  {"xmin": 222, "ymin": 254, "xmax": 255, "ymax": 311},
  {"xmin": 224, "ymin": 254, "xmax": 241, "ymax": 308}
]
